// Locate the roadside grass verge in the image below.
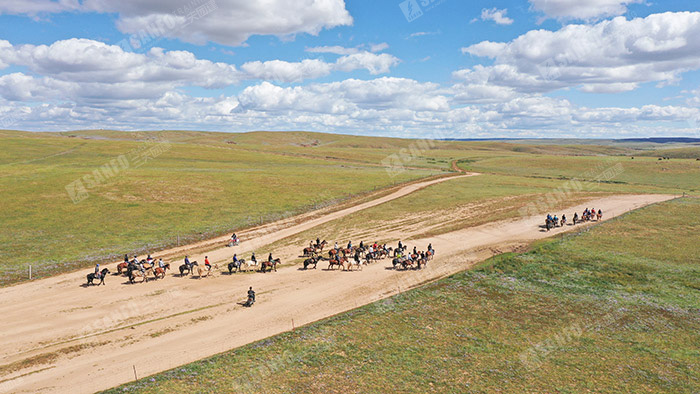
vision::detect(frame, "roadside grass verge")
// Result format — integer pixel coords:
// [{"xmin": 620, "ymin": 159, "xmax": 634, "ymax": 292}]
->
[{"xmin": 103, "ymin": 198, "xmax": 700, "ymax": 394}]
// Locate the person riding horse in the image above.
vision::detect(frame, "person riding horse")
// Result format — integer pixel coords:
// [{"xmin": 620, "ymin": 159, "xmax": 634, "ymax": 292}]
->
[
  {"xmin": 245, "ymin": 286, "xmax": 256, "ymax": 307},
  {"xmin": 94, "ymin": 264, "xmax": 101, "ymax": 279},
  {"xmin": 251, "ymin": 252, "xmax": 257, "ymax": 264},
  {"xmin": 184, "ymin": 255, "xmax": 192, "ymax": 269}
]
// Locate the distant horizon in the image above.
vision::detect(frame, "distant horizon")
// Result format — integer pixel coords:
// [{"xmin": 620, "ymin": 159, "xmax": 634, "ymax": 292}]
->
[
  {"xmin": 0, "ymin": 1, "xmax": 699, "ymax": 138},
  {"xmin": 4, "ymin": 128, "xmax": 700, "ymax": 144}
]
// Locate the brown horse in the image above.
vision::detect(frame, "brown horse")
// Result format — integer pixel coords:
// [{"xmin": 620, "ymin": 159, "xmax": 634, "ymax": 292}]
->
[
  {"xmin": 116, "ymin": 262, "xmax": 129, "ymax": 274},
  {"xmin": 315, "ymin": 240, "xmax": 328, "ymax": 252},
  {"xmin": 261, "ymin": 259, "xmax": 280, "ymax": 273},
  {"xmin": 327, "ymin": 256, "xmax": 346, "ymax": 270},
  {"xmin": 154, "ymin": 263, "xmax": 170, "ymax": 279}
]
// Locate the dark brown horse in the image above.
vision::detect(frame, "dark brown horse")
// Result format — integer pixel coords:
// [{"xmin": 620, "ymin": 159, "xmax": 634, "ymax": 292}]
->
[{"xmin": 261, "ymin": 259, "xmax": 280, "ymax": 273}]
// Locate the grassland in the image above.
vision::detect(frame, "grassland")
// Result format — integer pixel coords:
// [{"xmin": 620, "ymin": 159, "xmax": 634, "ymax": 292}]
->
[
  {"xmin": 103, "ymin": 197, "xmax": 700, "ymax": 394},
  {"xmin": 458, "ymin": 154, "xmax": 700, "ymax": 192},
  {"xmin": 2, "ymin": 129, "xmax": 698, "ymax": 286},
  {"xmin": 0, "ymin": 130, "xmax": 441, "ymax": 285}
]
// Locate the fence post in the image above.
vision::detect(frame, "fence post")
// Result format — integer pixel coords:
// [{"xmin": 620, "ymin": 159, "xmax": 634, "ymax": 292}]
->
[{"xmin": 29, "ymin": 265, "xmax": 32, "ymax": 280}]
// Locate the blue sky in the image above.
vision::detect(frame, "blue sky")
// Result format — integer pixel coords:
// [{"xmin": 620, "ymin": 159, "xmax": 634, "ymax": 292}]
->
[{"xmin": 0, "ymin": 0, "xmax": 699, "ymax": 138}]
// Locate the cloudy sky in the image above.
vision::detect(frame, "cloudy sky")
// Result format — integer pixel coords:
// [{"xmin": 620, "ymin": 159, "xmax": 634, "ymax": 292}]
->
[{"xmin": 1, "ymin": 0, "xmax": 700, "ymax": 138}]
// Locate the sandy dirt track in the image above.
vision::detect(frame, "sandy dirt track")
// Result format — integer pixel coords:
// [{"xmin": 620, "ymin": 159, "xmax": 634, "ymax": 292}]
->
[{"xmin": 0, "ymin": 178, "xmax": 674, "ymax": 393}]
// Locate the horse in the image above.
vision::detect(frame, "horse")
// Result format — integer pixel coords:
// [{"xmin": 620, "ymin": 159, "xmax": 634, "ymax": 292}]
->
[
  {"xmin": 346, "ymin": 258, "xmax": 363, "ymax": 271},
  {"xmin": 327, "ymin": 256, "xmax": 346, "ymax": 270},
  {"xmin": 226, "ymin": 238, "xmax": 240, "ymax": 247},
  {"xmin": 128, "ymin": 268, "xmax": 150, "ymax": 284},
  {"xmin": 179, "ymin": 261, "xmax": 198, "ymax": 276},
  {"xmin": 116, "ymin": 262, "xmax": 129, "ymax": 275},
  {"xmin": 87, "ymin": 268, "xmax": 110, "ymax": 286},
  {"xmin": 303, "ymin": 256, "xmax": 320, "ymax": 270},
  {"xmin": 315, "ymin": 240, "xmax": 328, "ymax": 253},
  {"xmin": 154, "ymin": 263, "xmax": 170, "ymax": 279},
  {"xmin": 378, "ymin": 247, "xmax": 392, "ymax": 259},
  {"xmin": 401, "ymin": 258, "xmax": 416, "ymax": 270},
  {"xmin": 195, "ymin": 263, "xmax": 218, "ymax": 278},
  {"xmin": 302, "ymin": 246, "xmax": 317, "ymax": 257},
  {"xmin": 426, "ymin": 250, "xmax": 434, "ymax": 261},
  {"xmin": 412, "ymin": 253, "xmax": 427, "ymax": 269},
  {"xmin": 545, "ymin": 217, "xmax": 556, "ymax": 231},
  {"xmin": 228, "ymin": 259, "xmax": 246, "ymax": 274},
  {"xmin": 261, "ymin": 259, "xmax": 280, "ymax": 273}
]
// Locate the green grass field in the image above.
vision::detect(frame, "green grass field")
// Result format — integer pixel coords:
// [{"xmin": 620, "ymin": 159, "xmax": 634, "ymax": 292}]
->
[
  {"xmin": 2, "ymin": 129, "xmax": 698, "ymax": 286},
  {"xmin": 458, "ymin": 154, "xmax": 700, "ymax": 192},
  {"xmin": 103, "ymin": 197, "xmax": 700, "ymax": 394},
  {"xmin": 0, "ymin": 130, "xmax": 441, "ymax": 285}
]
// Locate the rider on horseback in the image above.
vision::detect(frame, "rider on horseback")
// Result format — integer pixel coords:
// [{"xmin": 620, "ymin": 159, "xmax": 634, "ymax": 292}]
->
[
  {"xmin": 246, "ymin": 286, "xmax": 256, "ymax": 306},
  {"xmin": 251, "ymin": 252, "xmax": 257, "ymax": 264},
  {"xmin": 158, "ymin": 258, "xmax": 165, "ymax": 268},
  {"xmin": 204, "ymin": 256, "xmax": 211, "ymax": 270},
  {"xmin": 268, "ymin": 253, "xmax": 273, "ymax": 262},
  {"xmin": 347, "ymin": 240, "xmax": 352, "ymax": 249},
  {"xmin": 94, "ymin": 264, "xmax": 101, "ymax": 279},
  {"xmin": 184, "ymin": 255, "xmax": 192, "ymax": 269}
]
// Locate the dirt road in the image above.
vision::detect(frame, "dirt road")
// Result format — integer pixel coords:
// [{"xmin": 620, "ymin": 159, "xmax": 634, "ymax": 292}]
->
[{"xmin": 0, "ymin": 183, "xmax": 674, "ymax": 393}]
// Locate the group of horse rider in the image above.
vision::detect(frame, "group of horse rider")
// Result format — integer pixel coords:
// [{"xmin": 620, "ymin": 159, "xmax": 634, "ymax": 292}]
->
[
  {"xmin": 546, "ymin": 207, "xmax": 603, "ymax": 230},
  {"xmin": 313, "ymin": 238, "xmax": 434, "ymax": 263}
]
